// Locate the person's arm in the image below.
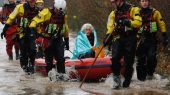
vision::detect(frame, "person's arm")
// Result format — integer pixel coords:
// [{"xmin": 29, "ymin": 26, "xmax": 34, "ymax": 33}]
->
[
  {"xmin": 64, "ymin": 15, "xmax": 69, "ymax": 38},
  {"xmin": 64, "ymin": 15, "xmax": 69, "ymax": 50},
  {"xmin": 1, "ymin": 4, "xmax": 23, "ymax": 39},
  {"xmin": 153, "ymin": 10, "xmax": 166, "ymax": 33},
  {"xmin": 106, "ymin": 11, "xmax": 116, "ymax": 34},
  {"xmin": 29, "ymin": 8, "xmax": 51, "ymax": 28},
  {"xmin": 153, "ymin": 10, "xmax": 168, "ymax": 47},
  {"xmin": 6, "ymin": 4, "xmax": 24, "ymax": 25},
  {"xmin": 130, "ymin": 7, "xmax": 142, "ymax": 28},
  {"xmin": 103, "ymin": 11, "xmax": 115, "ymax": 46}
]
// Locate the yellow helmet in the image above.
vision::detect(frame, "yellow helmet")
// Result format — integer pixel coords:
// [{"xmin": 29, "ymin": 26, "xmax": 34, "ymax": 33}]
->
[
  {"xmin": 36, "ymin": 0, "xmax": 44, "ymax": 9},
  {"xmin": 36, "ymin": 0, "xmax": 44, "ymax": 3}
]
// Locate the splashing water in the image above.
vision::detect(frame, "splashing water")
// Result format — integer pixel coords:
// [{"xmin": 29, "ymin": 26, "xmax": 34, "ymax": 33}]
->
[
  {"xmin": 104, "ymin": 72, "xmax": 169, "ymax": 90},
  {"xmin": 48, "ymin": 66, "xmax": 80, "ymax": 82}
]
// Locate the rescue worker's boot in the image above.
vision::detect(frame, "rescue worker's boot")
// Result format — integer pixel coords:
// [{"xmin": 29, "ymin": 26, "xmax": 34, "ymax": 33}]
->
[
  {"xmin": 136, "ymin": 54, "xmax": 147, "ymax": 81},
  {"xmin": 136, "ymin": 65, "xmax": 147, "ymax": 81},
  {"xmin": 15, "ymin": 52, "xmax": 20, "ymax": 60},
  {"xmin": 28, "ymin": 56, "xmax": 35, "ymax": 74},
  {"xmin": 29, "ymin": 65, "xmax": 35, "ymax": 74},
  {"xmin": 46, "ymin": 63, "xmax": 53, "ymax": 75},
  {"xmin": 22, "ymin": 65, "xmax": 29, "ymax": 73},
  {"xmin": 15, "ymin": 44, "xmax": 20, "ymax": 60},
  {"xmin": 29, "ymin": 49, "xmax": 36, "ymax": 74},
  {"xmin": 123, "ymin": 68, "xmax": 134, "ymax": 88},
  {"xmin": 113, "ymin": 75, "xmax": 121, "ymax": 89},
  {"xmin": 123, "ymin": 79, "xmax": 130, "ymax": 88},
  {"xmin": 146, "ymin": 74, "xmax": 155, "ymax": 80},
  {"xmin": 20, "ymin": 54, "xmax": 28, "ymax": 73},
  {"xmin": 57, "ymin": 73, "xmax": 70, "ymax": 81},
  {"xmin": 8, "ymin": 55, "xmax": 13, "ymax": 60}
]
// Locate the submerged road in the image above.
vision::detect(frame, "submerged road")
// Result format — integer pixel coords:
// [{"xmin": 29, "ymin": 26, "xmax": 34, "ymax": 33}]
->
[{"xmin": 0, "ymin": 23, "xmax": 170, "ymax": 95}]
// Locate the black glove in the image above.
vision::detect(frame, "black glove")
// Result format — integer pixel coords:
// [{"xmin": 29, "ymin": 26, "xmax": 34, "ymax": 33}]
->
[
  {"xmin": 103, "ymin": 34, "xmax": 113, "ymax": 46},
  {"xmin": 1, "ymin": 24, "xmax": 9, "ymax": 39},
  {"xmin": 117, "ymin": 19, "xmax": 131, "ymax": 27},
  {"xmin": 64, "ymin": 37, "xmax": 69, "ymax": 50},
  {"xmin": 162, "ymin": 32, "xmax": 168, "ymax": 48},
  {"xmin": 108, "ymin": 43, "xmax": 112, "ymax": 51},
  {"xmin": 122, "ymin": 19, "xmax": 131, "ymax": 27},
  {"xmin": 29, "ymin": 28, "xmax": 36, "ymax": 38}
]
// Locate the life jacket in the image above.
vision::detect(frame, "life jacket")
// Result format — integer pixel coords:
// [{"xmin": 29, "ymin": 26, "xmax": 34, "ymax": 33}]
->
[
  {"xmin": 138, "ymin": 8, "xmax": 158, "ymax": 39},
  {"xmin": 115, "ymin": 3, "xmax": 137, "ymax": 36},
  {"xmin": 139, "ymin": 7, "xmax": 157, "ymax": 38},
  {"xmin": 16, "ymin": 3, "xmax": 38, "ymax": 39},
  {"xmin": 18, "ymin": 3, "xmax": 38, "ymax": 28},
  {"xmin": 42, "ymin": 8, "xmax": 65, "ymax": 37},
  {"xmin": 1, "ymin": 3, "xmax": 16, "ymax": 23}
]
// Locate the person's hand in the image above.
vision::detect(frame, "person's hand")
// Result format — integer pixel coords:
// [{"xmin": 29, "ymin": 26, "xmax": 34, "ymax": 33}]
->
[
  {"xmin": 122, "ymin": 19, "xmax": 131, "ymax": 27},
  {"xmin": 103, "ymin": 33, "xmax": 113, "ymax": 47},
  {"xmin": 64, "ymin": 38, "xmax": 69, "ymax": 50},
  {"xmin": 108, "ymin": 44, "xmax": 112, "ymax": 51},
  {"xmin": 30, "ymin": 28, "xmax": 36, "ymax": 37},
  {"xmin": 1, "ymin": 31, "xmax": 6, "ymax": 39},
  {"xmin": 65, "ymin": 44, "xmax": 69, "ymax": 50},
  {"xmin": 91, "ymin": 46, "xmax": 96, "ymax": 51},
  {"xmin": 162, "ymin": 32, "xmax": 168, "ymax": 48},
  {"xmin": 117, "ymin": 19, "xmax": 131, "ymax": 27},
  {"xmin": 1, "ymin": 24, "xmax": 10, "ymax": 39}
]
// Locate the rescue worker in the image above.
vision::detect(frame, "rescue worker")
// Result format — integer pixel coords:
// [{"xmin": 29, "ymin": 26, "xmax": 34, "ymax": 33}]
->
[
  {"xmin": 136, "ymin": 0, "xmax": 168, "ymax": 81},
  {"xmin": 0, "ymin": 0, "xmax": 20, "ymax": 60},
  {"xmin": 103, "ymin": 0, "xmax": 142, "ymax": 89},
  {"xmin": 1, "ymin": 0, "xmax": 39, "ymax": 74},
  {"xmin": 34, "ymin": 0, "xmax": 44, "ymax": 58},
  {"xmin": 29, "ymin": 0, "xmax": 69, "ymax": 75},
  {"xmin": 72, "ymin": 23, "xmax": 99, "ymax": 59}
]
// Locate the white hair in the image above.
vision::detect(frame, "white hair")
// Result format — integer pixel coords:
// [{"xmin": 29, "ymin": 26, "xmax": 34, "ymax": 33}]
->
[
  {"xmin": 81, "ymin": 23, "xmax": 94, "ymax": 31},
  {"xmin": 54, "ymin": 0, "xmax": 66, "ymax": 11}
]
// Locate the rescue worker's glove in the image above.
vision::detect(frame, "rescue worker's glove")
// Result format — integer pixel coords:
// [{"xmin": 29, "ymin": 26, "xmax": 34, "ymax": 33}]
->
[
  {"xmin": 30, "ymin": 28, "xmax": 36, "ymax": 38},
  {"xmin": 117, "ymin": 19, "xmax": 131, "ymax": 27},
  {"xmin": 103, "ymin": 33, "xmax": 113, "ymax": 47},
  {"xmin": 108, "ymin": 42, "xmax": 112, "ymax": 51},
  {"xmin": 122, "ymin": 19, "xmax": 131, "ymax": 27},
  {"xmin": 1, "ymin": 24, "xmax": 9, "ymax": 39},
  {"xmin": 162, "ymin": 32, "xmax": 168, "ymax": 48},
  {"xmin": 64, "ymin": 38, "xmax": 69, "ymax": 50}
]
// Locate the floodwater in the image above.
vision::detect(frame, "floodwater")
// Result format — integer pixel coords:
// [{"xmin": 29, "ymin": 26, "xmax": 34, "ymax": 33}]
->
[{"xmin": 0, "ymin": 24, "xmax": 170, "ymax": 95}]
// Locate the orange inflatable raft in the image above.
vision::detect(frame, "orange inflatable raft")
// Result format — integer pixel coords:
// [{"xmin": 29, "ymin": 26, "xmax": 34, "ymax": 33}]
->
[
  {"xmin": 35, "ymin": 57, "xmax": 124, "ymax": 80},
  {"xmin": 65, "ymin": 57, "xmax": 112, "ymax": 80}
]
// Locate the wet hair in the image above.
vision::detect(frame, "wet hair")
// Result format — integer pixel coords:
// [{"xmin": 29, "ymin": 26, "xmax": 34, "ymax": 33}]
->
[{"xmin": 81, "ymin": 23, "xmax": 94, "ymax": 31}]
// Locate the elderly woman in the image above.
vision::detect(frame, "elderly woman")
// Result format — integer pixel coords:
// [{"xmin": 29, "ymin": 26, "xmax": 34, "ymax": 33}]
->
[{"xmin": 72, "ymin": 23, "xmax": 99, "ymax": 59}]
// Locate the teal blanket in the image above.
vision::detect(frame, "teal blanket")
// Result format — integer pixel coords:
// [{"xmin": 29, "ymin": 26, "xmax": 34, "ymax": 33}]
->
[{"xmin": 71, "ymin": 29, "xmax": 99, "ymax": 59}]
